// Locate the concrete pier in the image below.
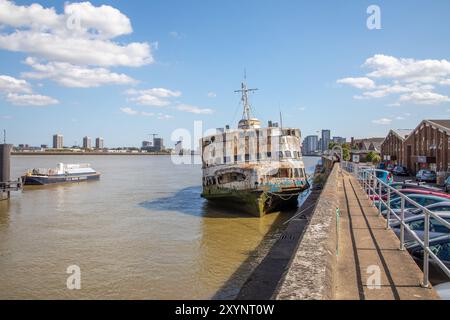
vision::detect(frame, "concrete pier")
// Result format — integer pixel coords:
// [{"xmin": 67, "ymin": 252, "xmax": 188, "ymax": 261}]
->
[{"xmin": 275, "ymin": 164, "xmax": 439, "ymax": 300}]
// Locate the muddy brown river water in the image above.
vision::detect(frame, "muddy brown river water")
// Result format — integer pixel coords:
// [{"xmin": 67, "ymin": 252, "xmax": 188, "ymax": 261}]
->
[{"xmin": 0, "ymin": 155, "xmax": 319, "ymax": 299}]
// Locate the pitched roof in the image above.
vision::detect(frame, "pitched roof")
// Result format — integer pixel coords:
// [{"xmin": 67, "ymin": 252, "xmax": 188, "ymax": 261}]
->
[
  {"xmin": 428, "ymin": 120, "xmax": 450, "ymax": 132},
  {"xmin": 404, "ymin": 119, "xmax": 450, "ymax": 142},
  {"xmin": 369, "ymin": 141, "xmax": 382, "ymax": 151},
  {"xmin": 353, "ymin": 137, "xmax": 384, "ymax": 151},
  {"xmin": 392, "ymin": 129, "xmax": 412, "ymax": 140}
]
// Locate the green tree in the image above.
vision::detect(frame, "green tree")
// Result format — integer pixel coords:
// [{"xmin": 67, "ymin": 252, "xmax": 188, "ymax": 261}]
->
[
  {"xmin": 366, "ymin": 151, "xmax": 381, "ymax": 163},
  {"xmin": 328, "ymin": 141, "xmax": 351, "ymax": 161}
]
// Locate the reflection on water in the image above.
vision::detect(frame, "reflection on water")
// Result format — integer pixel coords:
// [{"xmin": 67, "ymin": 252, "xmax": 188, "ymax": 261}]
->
[
  {"xmin": 140, "ymin": 186, "xmax": 263, "ymax": 219},
  {"xmin": 0, "ymin": 155, "xmax": 319, "ymax": 299}
]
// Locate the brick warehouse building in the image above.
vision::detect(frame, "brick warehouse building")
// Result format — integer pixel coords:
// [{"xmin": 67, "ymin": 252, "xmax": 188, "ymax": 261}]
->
[
  {"xmin": 381, "ymin": 120, "xmax": 450, "ymax": 179},
  {"xmin": 404, "ymin": 120, "xmax": 450, "ymax": 175},
  {"xmin": 380, "ymin": 129, "xmax": 412, "ymax": 165}
]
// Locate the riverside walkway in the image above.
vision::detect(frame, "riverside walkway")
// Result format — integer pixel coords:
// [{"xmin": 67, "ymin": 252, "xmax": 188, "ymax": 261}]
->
[
  {"xmin": 336, "ymin": 170, "xmax": 438, "ymax": 299},
  {"xmin": 276, "ymin": 164, "xmax": 439, "ymax": 300}
]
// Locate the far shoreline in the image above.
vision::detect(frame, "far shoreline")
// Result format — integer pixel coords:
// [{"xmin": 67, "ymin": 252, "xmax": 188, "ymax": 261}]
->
[{"xmin": 12, "ymin": 152, "xmax": 173, "ymax": 156}]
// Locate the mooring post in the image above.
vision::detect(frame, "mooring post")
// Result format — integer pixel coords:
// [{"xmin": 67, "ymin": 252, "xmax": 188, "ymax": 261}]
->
[{"xmin": 0, "ymin": 144, "xmax": 12, "ymax": 201}]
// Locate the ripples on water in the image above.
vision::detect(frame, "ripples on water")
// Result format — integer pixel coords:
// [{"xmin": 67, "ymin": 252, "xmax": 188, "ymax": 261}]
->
[{"xmin": 0, "ymin": 155, "xmax": 319, "ymax": 299}]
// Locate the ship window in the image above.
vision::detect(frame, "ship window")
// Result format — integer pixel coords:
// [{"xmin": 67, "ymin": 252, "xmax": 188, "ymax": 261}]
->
[
  {"xmin": 245, "ymin": 154, "xmax": 250, "ymax": 162},
  {"xmin": 278, "ymin": 168, "xmax": 290, "ymax": 178},
  {"xmin": 278, "ymin": 151, "xmax": 284, "ymax": 158},
  {"xmin": 218, "ymin": 172, "xmax": 246, "ymax": 184},
  {"xmin": 285, "ymin": 151, "xmax": 292, "ymax": 158},
  {"xmin": 234, "ymin": 155, "xmax": 242, "ymax": 162},
  {"xmin": 267, "ymin": 152, "xmax": 272, "ymax": 158},
  {"xmin": 257, "ymin": 153, "xmax": 261, "ymax": 160}
]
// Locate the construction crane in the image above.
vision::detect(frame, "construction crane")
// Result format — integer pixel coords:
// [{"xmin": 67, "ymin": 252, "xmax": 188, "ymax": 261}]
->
[{"xmin": 148, "ymin": 133, "xmax": 158, "ymax": 143}]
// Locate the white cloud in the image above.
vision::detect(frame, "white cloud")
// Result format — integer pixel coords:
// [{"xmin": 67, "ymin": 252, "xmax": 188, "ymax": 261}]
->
[
  {"xmin": 169, "ymin": 31, "xmax": 182, "ymax": 39},
  {"xmin": 207, "ymin": 91, "xmax": 217, "ymax": 98},
  {"xmin": 64, "ymin": 2, "xmax": 132, "ymax": 39},
  {"xmin": 126, "ymin": 88, "xmax": 181, "ymax": 98},
  {"xmin": 1, "ymin": 115, "xmax": 13, "ymax": 119},
  {"xmin": 0, "ymin": 31, "xmax": 152, "ymax": 67},
  {"xmin": 176, "ymin": 104, "xmax": 213, "ymax": 114},
  {"xmin": 0, "ymin": 73, "xmax": 58, "ymax": 106},
  {"xmin": 372, "ymin": 118, "xmax": 392, "ymax": 125},
  {"xmin": 126, "ymin": 88, "xmax": 182, "ymax": 107},
  {"xmin": 365, "ymin": 54, "xmax": 450, "ymax": 83},
  {"xmin": 120, "ymin": 107, "xmax": 138, "ymax": 115},
  {"xmin": 130, "ymin": 94, "xmax": 170, "ymax": 107},
  {"xmin": 157, "ymin": 113, "xmax": 173, "ymax": 120},
  {"xmin": 338, "ymin": 54, "xmax": 450, "ymax": 106},
  {"xmin": 0, "ymin": 1, "xmax": 152, "ymax": 67},
  {"xmin": 0, "ymin": 74, "xmax": 32, "ymax": 93},
  {"xmin": 336, "ymin": 77, "xmax": 375, "ymax": 89},
  {"xmin": 398, "ymin": 92, "xmax": 450, "ymax": 105},
  {"xmin": 0, "ymin": 0, "xmax": 60, "ymax": 29},
  {"xmin": 120, "ymin": 107, "xmax": 172, "ymax": 119},
  {"xmin": 6, "ymin": 93, "xmax": 58, "ymax": 106},
  {"xmin": 22, "ymin": 57, "xmax": 137, "ymax": 88}
]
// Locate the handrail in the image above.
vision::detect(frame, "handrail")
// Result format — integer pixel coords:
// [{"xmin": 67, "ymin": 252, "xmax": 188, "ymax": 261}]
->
[{"xmin": 342, "ymin": 161, "xmax": 450, "ymax": 287}]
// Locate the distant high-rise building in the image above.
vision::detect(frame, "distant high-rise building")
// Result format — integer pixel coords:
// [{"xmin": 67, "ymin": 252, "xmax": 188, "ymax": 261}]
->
[
  {"xmin": 53, "ymin": 134, "xmax": 63, "ymax": 149},
  {"xmin": 321, "ymin": 129, "xmax": 331, "ymax": 152},
  {"xmin": 175, "ymin": 140, "xmax": 183, "ymax": 155},
  {"xmin": 95, "ymin": 137, "xmax": 104, "ymax": 149},
  {"xmin": 142, "ymin": 141, "xmax": 152, "ymax": 148},
  {"xmin": 153, "ymin": 137, "xmax": 164, "ymax": 152},
  {"xmin": 332, "ymin": 136, "xmax": 347, "ymax": 145},
  {"xmin": 302, "ymin": 135, "xmax": 319, "ymax": 155},
  {"xmin": 83, "ymin": 136, "xmax": 92, "ymax": 149}
]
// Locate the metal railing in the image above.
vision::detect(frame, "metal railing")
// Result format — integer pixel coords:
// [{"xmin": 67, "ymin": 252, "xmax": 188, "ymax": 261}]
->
[
  {"xmin": 341, "ymin": 161, "xmax": 450, "ymax": 288},
  {"xmin": 1, "ymin": 178, "xmax": 23, "ymax": 192}
]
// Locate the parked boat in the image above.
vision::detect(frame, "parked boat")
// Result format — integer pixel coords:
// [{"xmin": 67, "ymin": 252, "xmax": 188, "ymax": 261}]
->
[
  {"xmin": 22, "ymin": 163, "xmax": 100, "ymax": 185},
  {"xmin": 200, "ymin": 81, "xmax": 309, "ymax": 217}
]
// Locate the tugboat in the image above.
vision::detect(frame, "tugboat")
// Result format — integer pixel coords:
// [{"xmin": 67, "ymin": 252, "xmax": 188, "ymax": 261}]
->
[
  {"xmin": 200, "ymin": 81, "xmax": 309, "ymax": 217},
  {"xmin": 22, "ymin": 163, "xmax": 100, "ymax": 185}
]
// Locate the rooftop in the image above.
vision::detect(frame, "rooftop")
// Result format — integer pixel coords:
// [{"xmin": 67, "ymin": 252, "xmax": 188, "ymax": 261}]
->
[
  {"xmin": 428, "ymin": 119, "xmax": 450, "ymax": 130},
  {"xmin": 392, "ymin": 129, "xmax": 413, "ymax": 140}
]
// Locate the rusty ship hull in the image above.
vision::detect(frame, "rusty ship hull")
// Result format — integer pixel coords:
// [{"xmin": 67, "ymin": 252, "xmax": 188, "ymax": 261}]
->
[{"xmin": 201, "ymin": 181, "xmax": 309, "ymax": 217}]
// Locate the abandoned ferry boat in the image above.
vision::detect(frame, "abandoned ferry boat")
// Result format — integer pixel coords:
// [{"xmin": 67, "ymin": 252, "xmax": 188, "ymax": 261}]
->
[
  {"xmin": 22, "ymin": 163, "xmax": 100, "ymax": 185},
  {"xmin": 200, "ymin": 82, "xmax": 309, "ymax": 217}
]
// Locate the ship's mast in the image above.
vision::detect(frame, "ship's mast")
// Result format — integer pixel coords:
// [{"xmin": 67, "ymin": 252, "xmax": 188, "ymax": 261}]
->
[{"xmin": 235, "ymin": 81, "xmax": 258, "ymax": 120}]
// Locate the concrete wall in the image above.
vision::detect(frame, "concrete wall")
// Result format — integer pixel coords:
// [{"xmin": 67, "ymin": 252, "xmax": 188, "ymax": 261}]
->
[{"xmin": 275, "ymin": 163, "xmax": 340, "ymax": 300}]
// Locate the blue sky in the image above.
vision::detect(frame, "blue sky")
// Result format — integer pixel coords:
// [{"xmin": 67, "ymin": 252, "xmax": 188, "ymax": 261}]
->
[{"xmin": 0, "ymin": 0, "xmax": 450, "ymax": 147}]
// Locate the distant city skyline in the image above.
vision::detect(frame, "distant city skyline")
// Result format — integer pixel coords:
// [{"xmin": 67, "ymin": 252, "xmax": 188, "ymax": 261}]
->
[{"xmin": 1, "ymin": 0, "xmax": 450, "ymax": 147}]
